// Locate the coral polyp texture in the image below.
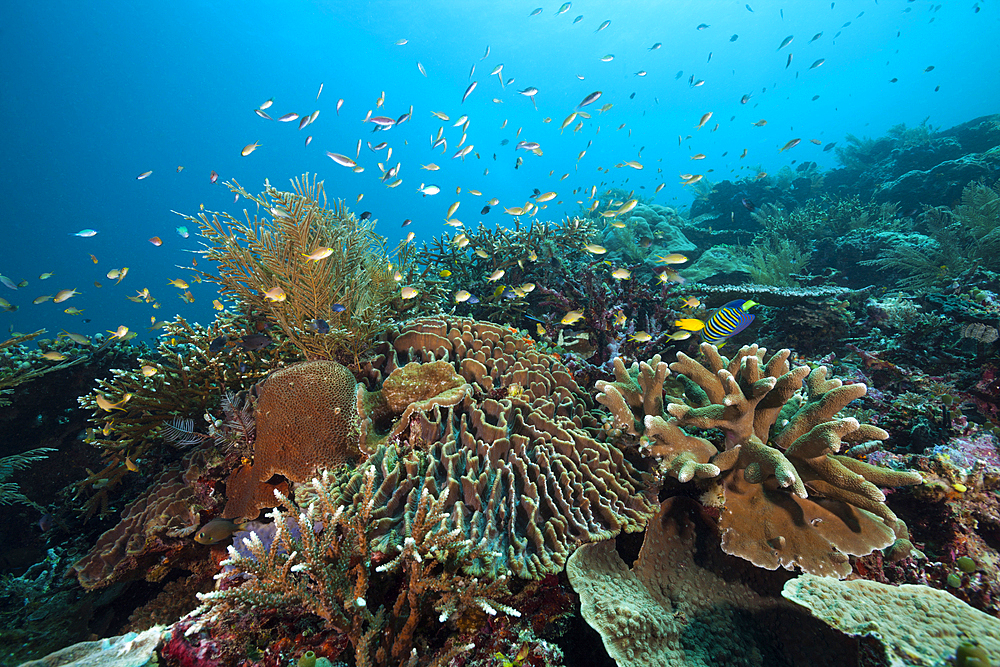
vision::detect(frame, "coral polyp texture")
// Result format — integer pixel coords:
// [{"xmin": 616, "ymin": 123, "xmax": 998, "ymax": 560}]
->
[
  {"xmin": 596, "ymin": 342, "xmax": 923, "ymax": 578},
  {"xmin": 223, "ymin": 360, "xmax": 362, "ymax": 521},
  {"xmin": 340, "ymin": 315, "xmax": 658, "ymax": 579}
]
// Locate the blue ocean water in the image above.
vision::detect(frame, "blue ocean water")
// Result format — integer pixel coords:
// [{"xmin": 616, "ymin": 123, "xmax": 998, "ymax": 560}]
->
[{"xmin": 1, "ymin": 0, "xmax": 997, "ymax": 342}]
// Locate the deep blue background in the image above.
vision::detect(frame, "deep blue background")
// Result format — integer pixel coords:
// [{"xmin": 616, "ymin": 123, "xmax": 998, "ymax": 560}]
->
[{"xmin": 1, "ymin": 0, "xmax": 997, "ymax": 341}]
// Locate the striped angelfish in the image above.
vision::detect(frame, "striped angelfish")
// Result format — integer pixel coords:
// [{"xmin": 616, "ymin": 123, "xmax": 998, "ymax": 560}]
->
[{"xmin": 675, "ymin": 299, "xmax": 757, "ymax": 346}]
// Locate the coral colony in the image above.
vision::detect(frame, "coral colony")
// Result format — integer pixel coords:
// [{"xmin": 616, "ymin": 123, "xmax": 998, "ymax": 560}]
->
[{"xmin": 5, "ymin": 113, "xmax": 1000, "ymax": 667}]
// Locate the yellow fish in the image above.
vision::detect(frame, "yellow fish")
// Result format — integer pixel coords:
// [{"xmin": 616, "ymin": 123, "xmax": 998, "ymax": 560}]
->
[
  {"xmin": 656, "ymin": 253, "xmax": 689, "ymax": 264},
  {"xmin": 95, "ymin": 392, "xmax": 131, "ymax": 412},
  {"xmin": 302, "ymin": 247, "xmax": 334, "ymax": 262},
  {"xmin": 42, "ymin": 351, "xmax": 67, "ymax": 361},
  {"xmin": 561, "ymin": 309, "xmax": 585, "ymax": 325},
  {"xmin": 611, "ymin": 268, "xmax": 631, "ymax": 280},
  {"xmin": 583, "ymin": 244, "xmax": 607, "ymax": 255},
  {"xmin": 629, "ymin": 331, "xmax": 652, "ymax": 342},
  {"xmin": 141, "ymin": 365, "xmax": 158, "ymax": 377},
  {"xmin": 487, "ymin": 269, "xmax": 505, "ymax": 282},
  {"xmin": 213, "ymin": 299, "xmax": 224, "ymax": 311},
  {"xmin": 263, "ymin": 286, "xmax": 287, "ymax": 302},
  {"xmin": 680, "ymin": 296, "xmax": 701, "ymax": 308},
  {"xmin": 241, "ymin": 141, "xmax": 261, "ymax": 156},
  {"xmin": 401, "ymin": 286, "xmax": 419, "ymax": 299},
  {"xmin": 168, "ymin": 279, "xmax": 189, "ymax": 289}
]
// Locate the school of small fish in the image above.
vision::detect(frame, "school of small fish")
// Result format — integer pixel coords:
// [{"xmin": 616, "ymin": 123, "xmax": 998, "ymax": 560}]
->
[{"xmin": 1, "ymin": 3, "xmax": 937, "ymax": 358}]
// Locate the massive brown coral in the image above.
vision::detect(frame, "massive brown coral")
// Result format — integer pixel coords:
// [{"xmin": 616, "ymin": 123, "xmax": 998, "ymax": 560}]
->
[
  {"xmin": 597, "ymin": 343, "xmax": 923, "ymax": 578},
  {"xmin": 223, "ymin": 360, "xmax": 362, "ymax": 521}
]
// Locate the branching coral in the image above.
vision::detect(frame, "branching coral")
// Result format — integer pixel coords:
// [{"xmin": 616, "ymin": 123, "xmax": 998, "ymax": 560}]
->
[
  {"xmin": 0, "ymin": 447, "xmax": 56, "ymax": 511},
  {"xmin": 197, "ymin": 466, "xmax": 507, "ymax": 666},
  {"xmin": 74, "ymin": 315, "xmax": 292, "ymax": 519},
  {"xmin": 596, "ymin": 342, "xmax": 923, "ymax": 578},
  {"xmin": 179, "ymin": 173, "xmax": 409, "ymax": 366}
]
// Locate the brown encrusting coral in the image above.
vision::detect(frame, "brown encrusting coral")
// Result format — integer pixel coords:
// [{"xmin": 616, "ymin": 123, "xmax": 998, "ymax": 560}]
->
[
  {"xmin": 596, "ymin": 342, "xmax": 924, "ymax": 578},
  {"xmin": 72, "ymin": 447, "xmax": 221, "ymax": 590}
]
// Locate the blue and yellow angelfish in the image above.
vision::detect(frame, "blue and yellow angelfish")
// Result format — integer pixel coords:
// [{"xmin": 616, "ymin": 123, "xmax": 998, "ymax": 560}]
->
[{"xmin": 675, "ymin": 299, "xmax": 757, "ymax": 346}]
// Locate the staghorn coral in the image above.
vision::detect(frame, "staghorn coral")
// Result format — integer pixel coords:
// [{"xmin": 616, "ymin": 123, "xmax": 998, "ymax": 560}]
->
[
  {"xmin": 342, "ymin": 315, "xmax": 658, "ymax": 579},
  {"xmin": 197, "ymin": 466, "xmax": 503, "ymax": 667},
  {"xmin": 71, "ymin": 447, "xmax": 221, "ymax": 590},
  {"xmin": 180, "ymin": 173, "xmax": 409, "ymax": 366},
  {"xmin": 222, "ymin": 360, "xmax": 362, "ymax": 522},
  {"xmin": 596, "ymin": 342, "xmax": 924, "ymax": 578}
]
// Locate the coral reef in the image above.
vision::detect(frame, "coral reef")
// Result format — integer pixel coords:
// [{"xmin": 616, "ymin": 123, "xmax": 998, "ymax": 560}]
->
[
  {"xmin": 347, "ymin": 315, "xmax": 657, "ymax": 579},
  {"xmin": 567, "ymin": 497, "xmax": 857, "ymax": 667},
  {"xmin": 71, "ymin": 447, "xmax": 222, "ymax": 590},
  {"xmin": 196, "ymin": 468, "xmax": 517, "ymax": 667},
  {"xmin": 596, "ymin": 343, "xmax": 923, "ymax": 577},
  {"xmin": 74, "ymin": 314, "xmax": 291, "ymax": 519}
]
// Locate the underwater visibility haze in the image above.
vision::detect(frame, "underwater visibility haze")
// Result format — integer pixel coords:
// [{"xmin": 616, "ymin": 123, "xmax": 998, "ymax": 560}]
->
[{"xmin": 1, "ymin": 1, "xmax": 1000, "ymax": 666}]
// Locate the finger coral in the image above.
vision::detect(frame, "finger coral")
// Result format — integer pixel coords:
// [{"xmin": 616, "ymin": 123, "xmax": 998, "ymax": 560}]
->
[
  {"xmin": 597, "ymin": 342, "xmax": 923, "ymax": 578},
  {"xmin": 222, "ymin": 360, "xmax": 362, "ymax": 521}
]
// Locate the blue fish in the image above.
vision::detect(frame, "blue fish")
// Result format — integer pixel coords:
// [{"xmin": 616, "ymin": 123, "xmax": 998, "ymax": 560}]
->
[
  {"xmin": 703, "ymin": 299, "xmax": 756, "ymax": 345},
  {"xmin": 675, "ymin": 299, "xmax": 757, "ymax": 346}
]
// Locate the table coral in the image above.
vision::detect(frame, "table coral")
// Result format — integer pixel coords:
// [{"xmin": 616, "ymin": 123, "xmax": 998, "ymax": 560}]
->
[
  {"xmin": 596, "ymin": 342, "xmax": 923, "ymax": 578},
  {"xmin": 222, "ymin": 360, "xmax": 361, "ymax": 521}
]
